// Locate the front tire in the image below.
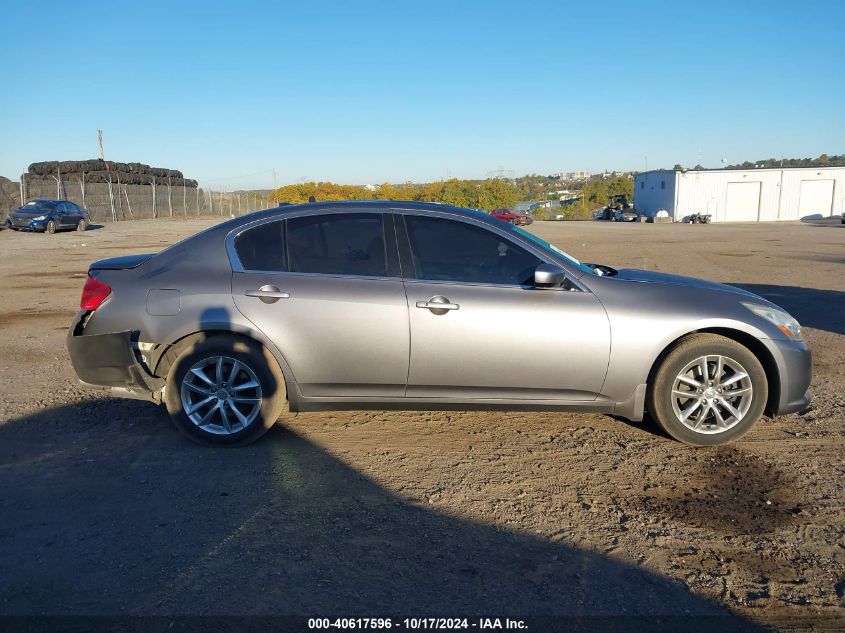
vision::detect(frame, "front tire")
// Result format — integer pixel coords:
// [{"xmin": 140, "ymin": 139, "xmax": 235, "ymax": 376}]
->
[
  {"xmin": 77, "ymin": 219, "xmax": 88, "ymax": 231},
  {"xmin": 164, "ymin": 336, "xmax": 287, "ymax": 446},
  {"xmin": 646, "ymin": 334, "xmax": 767, "ymax": 446},
  {"xmin": 46, "ymin": 220, "xmax": 57, "ymax": 234}
]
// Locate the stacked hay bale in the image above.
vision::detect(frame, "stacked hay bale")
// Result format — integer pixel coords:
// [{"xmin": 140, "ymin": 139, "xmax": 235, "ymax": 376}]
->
[
  {"xmin": 25, "ymin": 159, "xmax": 198, "ymax": 187},
  {"xmin": 20, "ymin": 160, "xmax": 203, "ymax": 220},
  {"xmin": 0, "ymin": 176, "xmax": 20, "ymax": 218}
]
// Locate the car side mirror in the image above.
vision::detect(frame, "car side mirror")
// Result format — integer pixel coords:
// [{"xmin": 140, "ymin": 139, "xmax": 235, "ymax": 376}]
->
[{"xmin": 533, "ymin": 263, "xmax": 567, "ymax": 288}]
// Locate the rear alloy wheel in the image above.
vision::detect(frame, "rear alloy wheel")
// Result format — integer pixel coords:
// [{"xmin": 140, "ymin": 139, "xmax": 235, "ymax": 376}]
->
[
  {"xmin": 77, "ymin": 219, "xmax": 88, "ymax": 231},
  {"xmin": 46, "ymin": 220, "xmax": 57, "ymax": 234},
  {"xmin": 647, "ymin": 334, "xmax": 767, "ymax": 445},
  {"xmin": 180, "ymin": 356, "xmax": 263, "ymax": 435},
  {"xmin": 164, "ymin": 336, "xmax": 286, "ymax": 446}
]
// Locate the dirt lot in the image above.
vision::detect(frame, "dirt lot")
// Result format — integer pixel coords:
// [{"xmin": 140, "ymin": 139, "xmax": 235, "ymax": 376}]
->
[{"xmin": 0, "ymin": 217, "xmax": 843, "ymax": 629}]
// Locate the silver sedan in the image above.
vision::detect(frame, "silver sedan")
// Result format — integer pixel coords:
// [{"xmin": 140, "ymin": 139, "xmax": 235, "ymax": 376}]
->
[{"xmin": 67, "ymin": 201, "xmax": 811, "ymax": 446}]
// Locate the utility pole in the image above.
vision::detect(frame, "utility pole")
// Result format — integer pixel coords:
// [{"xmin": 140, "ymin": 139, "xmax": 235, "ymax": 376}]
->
[
  {"xmin": 272, "ymin": 168, "xmax": 277, "ymax": 190},
  {"xmin": 644, "ymin": 155, "xmax": 648, "ymax": 172},
  {"xmin": 98, "ymin": 129, "xmax": 117, "ymax": 221}
]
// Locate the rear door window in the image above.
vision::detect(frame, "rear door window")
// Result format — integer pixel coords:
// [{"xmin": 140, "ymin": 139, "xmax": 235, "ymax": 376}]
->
[
  {"xmin": 234, "ymin": 221, "xmax": 286, "ymax": 272},
  {"xmin": 286, "ymin": 213, "xmax": 387, "ymax": 277}
]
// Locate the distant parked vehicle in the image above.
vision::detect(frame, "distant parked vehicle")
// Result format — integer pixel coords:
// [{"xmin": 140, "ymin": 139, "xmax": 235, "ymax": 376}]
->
[
  {"xmin": 491, "ymin": 208, "xmax": 532, "ymax": 225},
  {"xmin": 6, "ymin": 199, "xmax": 90, "ymax": 233},
  {"xmin": 600, "ymin": 194, "xmax": 637, "ymax": 221},
  {"xmin": 686, "ymin": 213, "xmax": 712, "ymax": 224},
  {"xmin": 841, "ymin": 211, "xmax": 844, "ymax": 224},
  {"xmin": 613, "ymin": 208, "xmax": 639, "ymax": 222}
]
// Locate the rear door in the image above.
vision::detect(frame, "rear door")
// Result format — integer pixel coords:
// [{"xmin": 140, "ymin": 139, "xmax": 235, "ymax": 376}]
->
[
  {"xmin": 64, "ymin": 202, "xmax": 82, "ymax": 226},
  {"xmin": 398, "ymin": 213, "xmax": 611, "ymax": 401},
  {"xmin": 230, "ymin": 211, "xmax": 410, "ymax": 398},
  {"xmin": 56, "ymin": 202, "xmax": 72, "ymax": 227}
]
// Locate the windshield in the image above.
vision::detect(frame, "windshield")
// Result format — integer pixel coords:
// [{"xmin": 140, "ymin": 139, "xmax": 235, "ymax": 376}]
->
[
  {"xmin": 20, "ymin": 200, "xmax": 57, "ymax": 212},
  {"xmin": 508, "ymin": 225, "xmax": 598, "ymax": 276}
]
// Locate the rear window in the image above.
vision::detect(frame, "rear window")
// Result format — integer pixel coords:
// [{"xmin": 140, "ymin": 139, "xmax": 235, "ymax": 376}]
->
[{"xmin": 234, "ymin": 221, "xmax": 286, "ymax": 271}]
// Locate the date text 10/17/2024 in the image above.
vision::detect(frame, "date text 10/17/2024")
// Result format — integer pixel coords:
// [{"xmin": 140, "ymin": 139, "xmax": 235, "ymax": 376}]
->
[{"xmin": 308, "ymin": 618, "xmax": 528, "ymax": 630}]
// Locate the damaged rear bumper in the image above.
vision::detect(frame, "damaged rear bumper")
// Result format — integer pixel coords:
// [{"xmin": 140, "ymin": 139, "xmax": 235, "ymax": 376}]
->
[{"xmin": 66, "ymin": 312, "xmax": 164, "ymax": 402}]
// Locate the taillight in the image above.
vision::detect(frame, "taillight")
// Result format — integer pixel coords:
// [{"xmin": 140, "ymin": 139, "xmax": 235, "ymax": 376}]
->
[{"xmin": 80, "ymin": 275, "xmax": 111, "ymax": 310}]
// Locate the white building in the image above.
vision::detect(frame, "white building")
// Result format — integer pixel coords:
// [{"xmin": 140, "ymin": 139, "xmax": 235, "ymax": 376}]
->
[
  {"xmin": 550, "ymin": 171, "xmax": 590, "ymax": 180},
  {"xmin": 634, "ymin": 166, "xmax": 845, "ymax": 222}
]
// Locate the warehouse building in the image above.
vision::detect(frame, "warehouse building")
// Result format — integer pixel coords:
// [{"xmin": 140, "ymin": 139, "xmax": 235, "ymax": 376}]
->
[{"xmin": 634, "ymin": 166, "xmax": 844, "ymax": 222}]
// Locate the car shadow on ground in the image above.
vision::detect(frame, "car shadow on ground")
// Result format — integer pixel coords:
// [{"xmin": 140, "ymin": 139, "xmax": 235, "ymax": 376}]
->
[
  {"xmin": 734, "ymin": 284, "xmax": 845, "ymax": 336},
  {"xmin": 799, "ymin": 216, "xmax": 844, "ymax": 228},
  {"xmin": 0, "ymin": 399, "xmax": 764, "ymax": 630}
]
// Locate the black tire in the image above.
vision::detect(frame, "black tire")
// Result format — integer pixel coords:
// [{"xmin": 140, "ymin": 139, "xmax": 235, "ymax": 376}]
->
[
  {"xmin": 77, "ymin": 219, "xmax": 88, "ymax": 231},
  {"xmin": 646, "ymin": 334, "xmax": 767, "ymax": 446},
  {"xmin": 164, "ymin": 336, "xmax": 287, "ymax": 446},
  {"xmin": 46, "ymin": 220, "xmax": 57, "ymax": 234}
]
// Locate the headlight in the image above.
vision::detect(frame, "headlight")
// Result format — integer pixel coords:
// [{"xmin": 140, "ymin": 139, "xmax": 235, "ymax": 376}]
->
[
  {"xmin": 742, "ymin": 302, "xmax": 802, "ymax": 340},
  {"xmin": 32, "ymin": 215, "xmax": 47, "ymax": 221}
]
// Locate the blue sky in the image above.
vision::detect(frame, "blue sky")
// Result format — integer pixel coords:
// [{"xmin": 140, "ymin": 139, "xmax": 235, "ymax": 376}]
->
[{"xmin": 1, "ymin": 0, "xmax": 843, "ymax": 189}]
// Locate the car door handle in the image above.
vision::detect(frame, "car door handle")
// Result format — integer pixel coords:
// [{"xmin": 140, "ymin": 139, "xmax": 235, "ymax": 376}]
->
[
  {"xmin": 245, "ymin": 285, "xmax": 290, "ymax": 303},
  {"xmin": 416, "ymin": 296, "xmax": 460, "ymax": 312}
]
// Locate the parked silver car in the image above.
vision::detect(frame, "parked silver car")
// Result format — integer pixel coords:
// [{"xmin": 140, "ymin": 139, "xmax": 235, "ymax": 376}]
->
[{"xmin": 67, "ymin": 201, "xmax": 811, "ymax": 446}]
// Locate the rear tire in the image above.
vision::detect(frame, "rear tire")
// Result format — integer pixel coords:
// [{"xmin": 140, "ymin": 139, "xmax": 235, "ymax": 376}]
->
[
  {"xmin": 646, "ymin": 334, "xmax": 767, "ymax": 446},
  {"xmin": 77, "ymin": 219, "xmax": 88, "ymax": 231},
  {"xmin": 46, "ymin": 220, "xmax": 57, "ymax": 234},
  {"xmin": 164, "ymin": 336, "xmax": 286, "ymax": 446}
]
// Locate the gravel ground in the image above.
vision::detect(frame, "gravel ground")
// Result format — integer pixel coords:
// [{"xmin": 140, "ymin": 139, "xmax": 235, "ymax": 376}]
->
[{"xmin": 0, "ymin": 216, "xmax": 843, "ymax": 630}]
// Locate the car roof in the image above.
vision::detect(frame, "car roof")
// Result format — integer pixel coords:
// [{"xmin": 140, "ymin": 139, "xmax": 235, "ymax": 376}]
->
[{"xmin": 238, "ymin": 199, "xmax": 495, "ymax": 224}]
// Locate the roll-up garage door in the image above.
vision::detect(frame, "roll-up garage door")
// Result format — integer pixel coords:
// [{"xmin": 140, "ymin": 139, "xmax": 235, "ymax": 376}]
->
[
  {"xmin": 725, "ymin": 182, "xmax": 761, "ymax": 222},
  {"xmin": 798, "ymin": 180, "xmax": 834, "ymax": 218}
]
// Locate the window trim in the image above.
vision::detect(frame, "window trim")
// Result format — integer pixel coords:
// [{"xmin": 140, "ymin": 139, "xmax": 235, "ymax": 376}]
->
[
  {"xmin": 285, "ymin": 211, "xmax": 390, "ymax": 278},
  {"xmin": 232, "ymin": 218, "xmax": 287, "ymax": 274},
  {"xmin": 226, "ymin": 209, "xmax": 400, "ymax": 280},
  {"xmin": 396, "ymin": 210, "xmax": 585, "ymax": 290},
  {"xmin": 225, "ymin": 206, "xmax": 588, "ymax": 290}
]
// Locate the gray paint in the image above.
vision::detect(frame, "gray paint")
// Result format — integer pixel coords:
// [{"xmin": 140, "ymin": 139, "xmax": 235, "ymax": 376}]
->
[{"xmin": 72, "ymin": 200, "xmax": 811, "ymax": 422}]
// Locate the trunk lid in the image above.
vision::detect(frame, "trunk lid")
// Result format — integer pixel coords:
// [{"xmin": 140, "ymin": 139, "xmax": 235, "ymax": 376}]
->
[{"xmin": 89, "ymin": 253, "xmax": 154, "ymax": 271}]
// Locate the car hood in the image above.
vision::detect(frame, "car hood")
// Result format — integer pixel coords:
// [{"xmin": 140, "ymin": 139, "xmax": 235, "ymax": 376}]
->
[
  {"xmin": 11, "ymin": 209, "xmax": 49, "ymax": 216},
  {"xmin": 614, "ymin": 268, "xmax": 759, "ymax": 299}
]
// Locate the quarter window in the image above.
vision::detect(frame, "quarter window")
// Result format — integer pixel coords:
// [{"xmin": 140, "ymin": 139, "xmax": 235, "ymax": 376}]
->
[
  {"xmin": 287, "ymin": 213, "xmax": 387, "ymax": 277},
  {"xmin": 404, "ymin": 216, "xmax": 540, "ymax": 285},
  {"xmin": 234, "ymin": 221, "xmax": 286, "ymax": 272}
]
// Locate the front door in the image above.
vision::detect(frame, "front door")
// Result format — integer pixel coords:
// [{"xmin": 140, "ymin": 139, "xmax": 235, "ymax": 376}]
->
[
  {"xmin": 400, "ymin": 214, "xmax": 610, "ymax": 400},
  {"xmin": 231, "ymin": 213, "xmax": 409, "ymax": 398}
]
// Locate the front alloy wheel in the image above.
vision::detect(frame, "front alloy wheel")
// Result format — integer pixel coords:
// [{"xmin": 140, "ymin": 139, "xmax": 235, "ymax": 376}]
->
[
  {"xmin": 671, "ymin": 355, "xmax": 753, "ymax": 434},
  {"xmin": 647, "ymin": 333, "xmax": 767, "ymax": 445}
]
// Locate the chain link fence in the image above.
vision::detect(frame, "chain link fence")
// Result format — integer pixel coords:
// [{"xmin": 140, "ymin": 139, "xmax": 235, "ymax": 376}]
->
[{"xmin": 8, "ymin": 173, "xmax": 270, "ymax": 222}]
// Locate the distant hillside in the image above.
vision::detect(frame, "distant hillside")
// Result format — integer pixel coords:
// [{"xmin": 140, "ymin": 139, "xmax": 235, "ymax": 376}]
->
[{"xmin": 724, "ymin": 154, "xmax": 843, "ymax": 170}]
